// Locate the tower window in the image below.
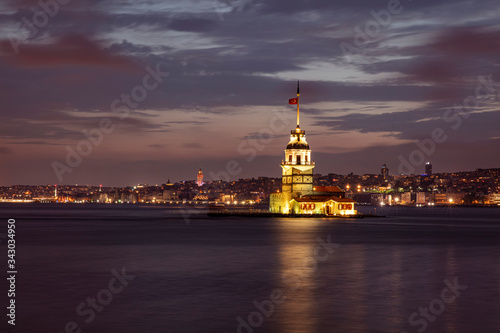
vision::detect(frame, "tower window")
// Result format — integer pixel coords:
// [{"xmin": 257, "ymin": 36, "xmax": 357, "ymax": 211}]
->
[
  {"xmin": 288, "ymin": 155, "xmax": 292, "ymax": 162},
  {"xmin": 305, "ymin": 155, "xmax": 308, "ymax": 162},
  {"xmin": 296, "ymin": 155, "xmax": 301, "ymax": 165}
]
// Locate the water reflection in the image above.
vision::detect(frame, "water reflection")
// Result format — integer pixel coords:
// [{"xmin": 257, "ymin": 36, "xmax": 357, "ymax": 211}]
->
[
  {"xmin": 444, "ymin": 245, "xmax": 458, "ymax": 333},
  {"xmin": 275, "ymin": 219, "xmax": 321, "ymax": 333},
  {"xmin": 389, "ymin": 246, "xmax": 404, "ymax": 330},
  {"xmin": 337, "ymin": 244, "xmax": 368, "ymax": 332}
]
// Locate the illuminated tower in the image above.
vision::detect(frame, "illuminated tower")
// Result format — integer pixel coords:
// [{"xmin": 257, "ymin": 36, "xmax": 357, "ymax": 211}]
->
[
  {"xmin": 197, "ymin": 168, "xmax": 204, "ymax": 186},
  {"xmin": 280, "ymin": 82, "xmax": 315, "ymax": 208},
  {"xmin": 425, "ymin": 162, "xmax": 432, "ymax": 175},
  {"xmin": 54, "ymin": 185, "xmax": 57, "ymax": 198},
  {"xmin": 381, "ymin": 164, "xmax": 389, "ymax": 180}
]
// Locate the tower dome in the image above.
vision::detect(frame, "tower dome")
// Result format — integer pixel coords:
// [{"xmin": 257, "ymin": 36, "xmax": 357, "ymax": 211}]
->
[{"xmin": 286, "ymin": 127, "xmax": 310, "ymax": 150}]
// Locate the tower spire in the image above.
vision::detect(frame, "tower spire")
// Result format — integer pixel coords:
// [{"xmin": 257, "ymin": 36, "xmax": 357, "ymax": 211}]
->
[{"xmin": 296, "ymin": 81, "xmax": 300, "ymax": 127}]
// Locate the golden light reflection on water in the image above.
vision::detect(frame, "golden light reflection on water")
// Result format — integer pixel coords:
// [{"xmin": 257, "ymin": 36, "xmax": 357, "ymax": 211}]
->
[
  {"xmin": 389, "ymin": 246, "xmax": 404, "ymax": 330},
  {"xmin": 444, "ymin": 245, "xmax": 458, "ymax": 333},
  {"xmin": 275, "ymin": 219, "xmax": 321, "ymax": 333},
  {"xmin": 271, "ymin": 221, "xmax": 472, "ymax": 333},
  {"xmin": 273, "ymin": 224, "xmax": 413, "ymax": 332}
]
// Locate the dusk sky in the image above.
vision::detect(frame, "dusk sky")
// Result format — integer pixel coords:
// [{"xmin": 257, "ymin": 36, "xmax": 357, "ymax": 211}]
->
[{"xmin": 1, "ymin": 0, "xmax": 500, "ymax": 186}]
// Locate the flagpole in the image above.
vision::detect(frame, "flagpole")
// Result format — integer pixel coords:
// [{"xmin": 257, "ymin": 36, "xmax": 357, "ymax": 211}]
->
[{"xmin": 296, "ymin": 81, "xmax": 300, "ymax": 127}]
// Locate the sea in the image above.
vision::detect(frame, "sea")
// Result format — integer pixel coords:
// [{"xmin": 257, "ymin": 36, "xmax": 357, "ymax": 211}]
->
[{"xmin": 1, "ymin": 203, "xmax": 499, "ymax": 333}]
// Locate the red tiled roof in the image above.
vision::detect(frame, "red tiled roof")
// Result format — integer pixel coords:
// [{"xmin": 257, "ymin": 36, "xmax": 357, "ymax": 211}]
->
[
  {"xmin": 292, "ymin": 195, "xmax": 355, "ymax": 203},
  {"xmin": 312, "ymin": 186, "xmax": 343, "ymax": 192}
]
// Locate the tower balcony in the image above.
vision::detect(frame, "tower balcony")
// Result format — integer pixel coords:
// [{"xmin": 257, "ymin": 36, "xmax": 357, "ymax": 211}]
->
[{"xmin": 281, "ymin": 161, "xmax": 315, "ymax": 166}]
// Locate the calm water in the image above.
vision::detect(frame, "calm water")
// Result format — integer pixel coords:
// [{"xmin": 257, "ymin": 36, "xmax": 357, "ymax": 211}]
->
[{"xmin": 1, "ymin": 204, "xmax": 500, "ymax": 333}]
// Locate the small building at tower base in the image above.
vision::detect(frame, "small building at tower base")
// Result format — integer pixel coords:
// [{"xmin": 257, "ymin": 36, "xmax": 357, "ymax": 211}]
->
[{"xmin": 270, "ymin": 190, "xmax": 357, "ymax": 216}]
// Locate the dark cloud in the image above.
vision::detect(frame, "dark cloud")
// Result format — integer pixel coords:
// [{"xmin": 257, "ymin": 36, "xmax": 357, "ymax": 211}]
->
[
  {"xmin": 312, "ymin": 102, "xmax": 500, "ymax": 144},
  {"xmin": 5, "ymin": 0, "xmax": 104, "ymax": 10},
  {"xmin": 0, "ymin": 113, "xmax": 168, "ymax": 143},
  {"xmin": 109, "ymin": 40, "xmax": 157, "ymax": 55},
  {"xmin": 431, "ymin": 27, "xmax": 500, "ymax": 56},
  {"xmin": 0, "ymin": 118, "xmax": 82, "ymax": 141},
  {"xmin": 0, "ymin": 147, "xmax": 13, "ymax": 154},
  {"xmin": 7, "ymin": 140, "xmax": 62, "ymax": 145},
  {"xmin": 148, "ymin": 144, "xmax": 167, "ymax": 149},
  {"xmin": 169, "ymin": 17, "xmax": 217, "ymax": 32},
  {"xmin": 0, "ymin": 35, "xmax": 141, "ymax": 70},
  {"xmin": 405, "ymin": 27, "xmax": 500, "ymax": 84},
  {"xmin": 182, "ymin": 143, "xmax": 204, "ymax": 148}
]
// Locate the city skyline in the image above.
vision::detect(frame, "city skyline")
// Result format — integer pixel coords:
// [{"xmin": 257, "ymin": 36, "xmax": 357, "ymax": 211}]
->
[
  {"xmin": 1, "ymin": 0, "xmax": 500, "ymax": 186},
  {"xmin": 3, "ymin": 166, "xmax": 499, "ymax": 206},
  {"xmin": 1, "ymin": 163, "xmax": 497, "ymax": 187}
]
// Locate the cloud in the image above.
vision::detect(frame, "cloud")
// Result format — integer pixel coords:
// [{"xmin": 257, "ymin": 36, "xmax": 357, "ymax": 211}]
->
[
  {"xmin": 169, "ymin": 17, "xmax": 217, "ymax": 32},
  {"xmin": 182, "ymin": 142, "xmax": 204, "ymax": 148},
  {"xmin": 405, "ymin": 27, "xmax": 500, "ymax": 84},
  {"xmin": 430, "ymin": 27, "xmax": 500, "ymax": 56},
  {"xmin": 148, "ymin": 143, "xmax": 167, "ymax": 149},
  {"xmin": 0, "ymin": 34, "xmax": 141, "ymax": 70},
  {"xmin": 4, "ymin": 0, "xmax": 104, "ymax": 10},
  {"xmin": 0, "ymin": 147, "xmax": 13, "ymax": 154},
  {"xmin": 312, "ymin": 101, "xmax": 500, "ymax": 143}
]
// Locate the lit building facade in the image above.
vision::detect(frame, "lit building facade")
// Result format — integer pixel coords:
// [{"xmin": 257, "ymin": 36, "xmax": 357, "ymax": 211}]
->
[
  {"xmin": 425, "ymin": 162, "xmax": 432, "ymax": 175},
  {"xmin": 270, "ymin": 82, "xmax": 357, "ymax": 216},
  {"xmin": 381, "ymin": 164, "xmax": 389, "ymax": 180},
  {"xmin": 197, "ymin": 168, "xmax": 204, "ymax": 187}
]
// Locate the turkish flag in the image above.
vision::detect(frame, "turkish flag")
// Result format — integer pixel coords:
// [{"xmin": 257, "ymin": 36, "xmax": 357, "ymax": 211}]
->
[{"xmin": 289, "ymin": 98, "xmax": 298, "ymax": 104}]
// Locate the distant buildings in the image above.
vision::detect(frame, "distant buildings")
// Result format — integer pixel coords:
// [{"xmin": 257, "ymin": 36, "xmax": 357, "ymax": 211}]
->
[
  {"xmin": 489, "ymin": 193, "xmax": 500, "ymax": 205},
  {"xmin": 0, "ymin": 158, "xmax": 498, "ymax": 207},
  {"xmin": 0, "ymin": 167, "xmax": 499, "ymax": 206}
]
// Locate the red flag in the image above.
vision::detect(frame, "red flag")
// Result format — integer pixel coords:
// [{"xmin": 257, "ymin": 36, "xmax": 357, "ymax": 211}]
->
[{"xmin": 289, "ymin": 98, "xmax": 298, "ymax": 105}]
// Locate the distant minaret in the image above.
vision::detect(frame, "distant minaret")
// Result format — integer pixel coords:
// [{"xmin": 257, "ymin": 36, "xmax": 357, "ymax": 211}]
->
[
  {"xmin": 197, "ymin": 168, "xmax": 204, "ymax": 186},
  {"xmin": 54, "ymin": 185, "xmax": 57, "ymax": 198}
]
